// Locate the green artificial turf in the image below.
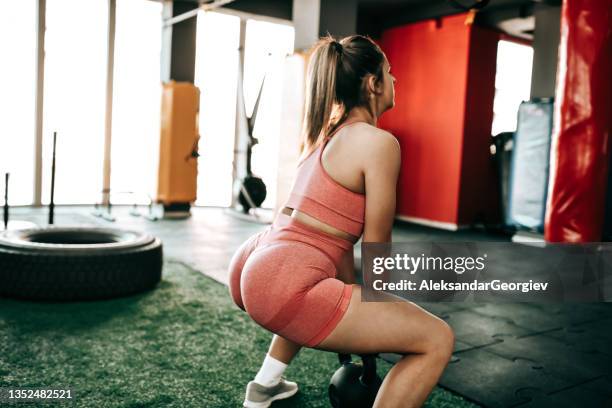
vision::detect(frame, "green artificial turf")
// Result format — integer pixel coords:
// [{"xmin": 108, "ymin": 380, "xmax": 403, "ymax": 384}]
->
[{"xmin": 0, "ymin": 261, "xmax": 478, "ymax": 407}]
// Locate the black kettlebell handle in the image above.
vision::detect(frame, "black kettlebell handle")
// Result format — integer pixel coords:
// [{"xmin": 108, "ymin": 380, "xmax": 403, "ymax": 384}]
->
[
  {"xmin": 336, "ymin": 353, "xmax": 378, "ymax": 385},
  {"xmin": 338, "ymin": 354, "xmax": 352, "ymax": 365},
  {"xmin": 359, "ymin": 354, "xmax": 378, "ymax": 386}
]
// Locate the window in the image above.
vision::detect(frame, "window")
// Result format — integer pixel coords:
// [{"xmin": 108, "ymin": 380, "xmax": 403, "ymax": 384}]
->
[
  {"xmin": 243, "ymin": 19, "xmax": 294, "ymax": 208},
  {"xmin": 110, "ymin": 0, "xmax": 163, "ymax": 205},
  {"xmin": 194, "ymin": 11, "xmax": 241, "ymax": 207},
  {"xmin": 0, "ymin": 0, "xmax": 37, "ymax": 205},
  {"xmin": 42, "ymin": 0, "xmax": 109, "ymax": 204},
  {"xmin": 194, "ymin": 13, "xmax": 294, "ymax": 208},
  {"xmin": 491, "ymin": 40, "xmax": 534, "ymax": 136}
]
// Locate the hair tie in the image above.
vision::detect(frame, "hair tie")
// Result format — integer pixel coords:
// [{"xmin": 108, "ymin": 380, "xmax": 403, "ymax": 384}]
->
[{"xmin": 332, "ymin": 41, "xmax": 343, "ymax": 55}]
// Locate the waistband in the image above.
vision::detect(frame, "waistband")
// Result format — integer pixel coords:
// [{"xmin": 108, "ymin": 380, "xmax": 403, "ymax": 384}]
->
[{"xmin": 271, "ymin": 212, "xmax": 354, "ymax": 252}]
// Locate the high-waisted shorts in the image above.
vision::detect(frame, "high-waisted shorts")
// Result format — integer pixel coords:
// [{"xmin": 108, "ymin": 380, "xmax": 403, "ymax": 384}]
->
[{"xmin": 228, "ymin": 212, "xmax": 354, "ymax": 347}]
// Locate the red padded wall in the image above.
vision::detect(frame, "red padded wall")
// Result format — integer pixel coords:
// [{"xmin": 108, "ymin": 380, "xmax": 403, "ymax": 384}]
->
[
  {"xmin": 379, "ymin": 14, "xmax": 499, "ymax": 228},
  {"xmin": 544, "ymin": 0, "xmax": 612, "ymax": 242}
]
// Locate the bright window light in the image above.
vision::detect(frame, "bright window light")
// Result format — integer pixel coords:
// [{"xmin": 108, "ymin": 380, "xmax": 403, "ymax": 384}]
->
[
  {"xmin": 491, "ymin": 40, "xmax": 534, "ymax": 136},
  {"xmin": 0, "ymin": 0, "xmax": 37, "ymax": 205},
  {"xmin": 194, "ymin": 11, "xmax": 241, "ymax": 207},
  {"xmin": 42, "ymin": 0, "xmax": 109, "ymax": 204},
  {"xmin": 244, "ymin": 19, "xmax": 294, "ymax": 209},
  {"xmin": 194, "ymin": 13, "xmax": 294, "ymax": 208},
  {"xmin": 110, "ymin": 0, "xmax": 163, "ymax": 205}
]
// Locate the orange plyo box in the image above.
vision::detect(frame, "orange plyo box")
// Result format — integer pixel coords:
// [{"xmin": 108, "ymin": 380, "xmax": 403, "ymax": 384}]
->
[{"xmin": 157, "ymin": 81, "xmax": 200, "ymax": 205}]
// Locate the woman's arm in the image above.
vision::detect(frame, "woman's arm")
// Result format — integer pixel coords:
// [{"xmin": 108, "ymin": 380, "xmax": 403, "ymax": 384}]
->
[
  {"xmin": 336, "ymin": 132, "xmax": 400, "ymax": 284},
  {"xmin": 361, "ymin": 132, "xmax": 401, "ymax": 243},
  {"xmin": 336, "ymin": 249, "xmax": 356, "ymax": 284}
]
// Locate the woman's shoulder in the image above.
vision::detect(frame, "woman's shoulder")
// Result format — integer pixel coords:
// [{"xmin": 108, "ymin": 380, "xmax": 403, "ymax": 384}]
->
[{"xmin": 348, "ymin": 123, "xmax": 401, "ymax": 158}]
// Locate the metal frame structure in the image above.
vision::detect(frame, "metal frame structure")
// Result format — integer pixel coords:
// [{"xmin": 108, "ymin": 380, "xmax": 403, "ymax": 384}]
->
[
  {"xmin": 102, "ymin": 0, "xmax": 117, "ymax": 206},
  {"xmin": 214, "ymin": 7, "xmax": 293, "ymax": 28},
  {"xmin": 31, "ymin": 0, "xmax": 119, "ymax": 207},
  {"xmin": 33, "ymin": 0, "xmax": 46, "ymax": 206},
  {"xmin": 30, "ymin": 0, "xmax": 120, "ymax": 207},
  {"xmin": 162, "ymin": 0, "xmax": 237, "ymax": 27}
]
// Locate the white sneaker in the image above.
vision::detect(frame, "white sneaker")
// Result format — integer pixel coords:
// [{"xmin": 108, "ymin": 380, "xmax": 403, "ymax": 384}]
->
[{"xmin": 243, "ymin": 378, "xmax": 299, "ymax": 408}]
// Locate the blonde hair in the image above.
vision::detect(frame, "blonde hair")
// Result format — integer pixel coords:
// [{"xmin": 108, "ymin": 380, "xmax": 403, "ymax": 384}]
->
[{"xmin": 300, "ymin": 35, "xmax": 385, "ymax": 158}]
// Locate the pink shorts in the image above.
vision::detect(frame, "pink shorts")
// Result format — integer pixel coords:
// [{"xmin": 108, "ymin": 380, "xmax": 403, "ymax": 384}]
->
[{"xmin": 228, "ymin": 212, "xmax": 354, "ymax": 347}]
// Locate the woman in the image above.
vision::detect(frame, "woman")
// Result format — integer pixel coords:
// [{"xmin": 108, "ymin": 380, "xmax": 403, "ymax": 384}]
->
[{"xmin": 229, "ymin": 34, "xmax": 454, "ymax": 408}]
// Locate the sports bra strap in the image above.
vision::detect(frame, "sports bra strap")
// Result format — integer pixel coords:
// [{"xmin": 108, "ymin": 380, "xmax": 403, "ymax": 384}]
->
[{"xmin": 286, "ymin": 117, "xmax": 367, "ymax": 237}]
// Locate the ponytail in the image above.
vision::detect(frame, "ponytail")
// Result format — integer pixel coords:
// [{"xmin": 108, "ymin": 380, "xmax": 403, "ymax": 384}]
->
[
  {"xmin": 299, "ymin": 34, "xmax": 385, "ymax": 158},
  {"xmin": 300, "ymin": 37, "xmax": 343, "ymax": 157}
]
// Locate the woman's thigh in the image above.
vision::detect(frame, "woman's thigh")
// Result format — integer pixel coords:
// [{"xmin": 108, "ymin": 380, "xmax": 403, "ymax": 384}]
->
[{"xmin": 315, "ymin": 285, "xmax": 454, "ymax": 355}]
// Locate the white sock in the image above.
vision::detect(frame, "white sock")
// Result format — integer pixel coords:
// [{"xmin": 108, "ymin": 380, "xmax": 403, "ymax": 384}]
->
[{"xmin": 253, "ymin": 353, "xmax": 288, "ymax": 386}]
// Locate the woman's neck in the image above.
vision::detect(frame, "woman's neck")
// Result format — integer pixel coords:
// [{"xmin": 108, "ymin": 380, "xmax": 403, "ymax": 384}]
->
[{"xmin": 345, "ymin": 106, "xmax": 378, "ymax": 127}]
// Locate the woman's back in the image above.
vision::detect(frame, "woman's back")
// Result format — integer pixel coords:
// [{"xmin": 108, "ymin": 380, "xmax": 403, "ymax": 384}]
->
[
  {"xmin": 286, "ymin": 118, "xmax": 401, "ymax": 243},
  {"xmin": 321, "ymin": 120, "xmax": 396, "ymax": 196}
]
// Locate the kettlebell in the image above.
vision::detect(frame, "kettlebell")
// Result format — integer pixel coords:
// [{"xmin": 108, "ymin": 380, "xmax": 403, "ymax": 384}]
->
[{"xmin": 328, "ymin": 353, "xmax": 382, "ymax": 408}]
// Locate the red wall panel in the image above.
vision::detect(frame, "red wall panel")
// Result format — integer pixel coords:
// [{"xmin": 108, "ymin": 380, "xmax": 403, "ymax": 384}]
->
[
  {"xmin": 458, "ymin": 25, "xmax": 500, "ymax": 225},
  {"xmin": 379, "ymin": 14, "xmax": 498, "ymax": 228}
]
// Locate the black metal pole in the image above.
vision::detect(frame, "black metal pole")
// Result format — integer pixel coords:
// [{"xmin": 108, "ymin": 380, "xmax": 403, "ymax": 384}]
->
[
  {"xmin": 3, "ymin": 173, "xmax": 9, "ymax": 230},
  {"xmin": 49, "ymin": 131, "xmax": 57, "ymax": 225},
  {"xmin": 106, "ymin": 188, "xmax": 112, "ymax": 218}
]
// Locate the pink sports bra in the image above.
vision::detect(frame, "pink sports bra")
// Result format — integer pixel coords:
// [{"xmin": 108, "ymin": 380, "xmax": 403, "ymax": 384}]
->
[{"xmin": 285, "ymin": 119, "xmax": 366, "ymax": 237}]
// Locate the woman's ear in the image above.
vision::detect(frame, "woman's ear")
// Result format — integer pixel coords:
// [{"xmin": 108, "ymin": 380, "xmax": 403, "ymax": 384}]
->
[{"xmin": 367, "ymin": 74, "xmax": 383, "ymax": 96}]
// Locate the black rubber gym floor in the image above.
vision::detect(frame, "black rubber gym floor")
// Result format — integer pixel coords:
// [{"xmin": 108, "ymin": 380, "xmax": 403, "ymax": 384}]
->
[{"xmin": 8, "ymin": 206, "xmax": 612, "ymax": 407}]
